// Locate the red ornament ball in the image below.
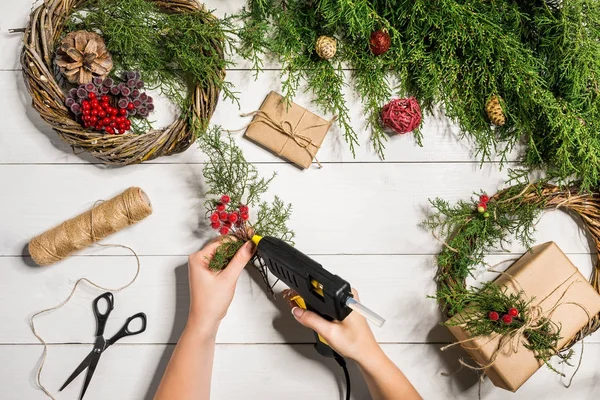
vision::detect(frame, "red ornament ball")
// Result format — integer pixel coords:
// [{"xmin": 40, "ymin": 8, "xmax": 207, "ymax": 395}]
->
[
  {"xmin": 488, "ymin": 311, "xmax": 499, "ymax": 321},
  {"xmin": 210, "ymin": 221, "xmax": 220, "ymax": 229},
  {"xmin": 239, "ymin": 204, "xmax": 249, "ymax": 213},
  {"xmin": 219, "ymin": 227, "xmax": 229, "ymax": 235},
  {"xmin": 381, "ymin": 97, "xmax": 422, "ymax": 135},
  {"xmin": 502, "ymin": 314, "xmax": 513, "ymax": 324},
  {"xmin": 480, "ymin": 194, "xmax": 490, "ymax": 203},
  {"xmin": 228, "ymin": 213, "xmax": 238, "ymax": 223},
  {"xmin": 221, "ymin": 195, "xmax": 231, "ymax": 204},
  {"xmin": 219, "ymin": 211, "xmax": 228, "ymax": 221},
  {"xmin": 210, "ymin": 213, "xmax": 219, "ymax": 223},
  {"xmin": 369, "ymin": 29, "xmax": 391, "ymax": 56},
  {"xmin": 241, "ymin": 212, "xmax": 249, "ymax": 221},
  {"xmin": 508, "ymin": 308, "xmax": 519, "ymax": 317},
  {"xmin": 216, "ymin": 203, "xmax": 226, "ymax": 212}
]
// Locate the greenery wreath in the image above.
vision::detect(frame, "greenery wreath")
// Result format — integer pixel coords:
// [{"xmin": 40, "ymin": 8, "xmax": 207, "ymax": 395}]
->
[
  {"xmin": 21, "ymin": 0, "xmax": 229, "ymax": 165},
  {"xmin": 425, "ymin": 179, "xmax": 600, "ymax": 365}
]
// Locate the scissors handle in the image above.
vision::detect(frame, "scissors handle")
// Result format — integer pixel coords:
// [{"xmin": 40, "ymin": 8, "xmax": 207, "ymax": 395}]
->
[
  {"xmin": 106, "ymin": 312, "xmax": 147, "ymax": 346},
  {"xmin": 92, "ymin": 292, "xmax": 114, "ymax": 337}
]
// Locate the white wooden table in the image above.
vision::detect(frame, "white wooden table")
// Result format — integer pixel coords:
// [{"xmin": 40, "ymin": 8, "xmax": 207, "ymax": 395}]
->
[{"xmin": 1, "ymin": 1, "xmax": 599, "ymax": 399}]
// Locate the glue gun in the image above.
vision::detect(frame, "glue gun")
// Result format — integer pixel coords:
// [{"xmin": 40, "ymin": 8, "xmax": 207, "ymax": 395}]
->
[{"xmin": 251, "ymin": 235, "xmax": 386, "ymax": 358}]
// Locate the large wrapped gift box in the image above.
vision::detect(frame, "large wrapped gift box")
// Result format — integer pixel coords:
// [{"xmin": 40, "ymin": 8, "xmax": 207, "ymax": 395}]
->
[{"xmin": 446, "ymin": 241, "xmax": 600, "ymax": 391}]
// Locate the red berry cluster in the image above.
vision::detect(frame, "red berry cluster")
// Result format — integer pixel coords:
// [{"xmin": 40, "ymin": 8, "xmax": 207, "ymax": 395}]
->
[
  {"xmin": 488, "ymin": 307, "xmax": 519, "ymax": 324},
  {"xmin": 209, "ymin": 195, "xmax": 250, "ymax": 236},
  {"xmin": 80, "ymin": 92, "xmax": 131, "ymax": 134},
  {"xmin": 476, "ymin": 193, "xmax": 491, "ymax": 218}
]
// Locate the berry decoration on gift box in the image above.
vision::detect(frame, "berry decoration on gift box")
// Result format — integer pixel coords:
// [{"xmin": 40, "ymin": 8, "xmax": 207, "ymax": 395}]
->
[{"xmin": 380, "ymin": 98, "xmax": 422, "ymax": 135}]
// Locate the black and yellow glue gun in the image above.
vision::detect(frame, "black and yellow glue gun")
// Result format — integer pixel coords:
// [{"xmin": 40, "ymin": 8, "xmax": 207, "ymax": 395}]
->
[{"xmin": 251, "ymin": 235, "xmax": 386, "ymax": 358}]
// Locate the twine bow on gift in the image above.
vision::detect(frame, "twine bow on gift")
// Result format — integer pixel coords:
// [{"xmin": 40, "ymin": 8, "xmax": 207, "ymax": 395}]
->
[
  {"xmin": 239, "ymin": 110, "xmax": 337, "ymax": 168},
  {"xmin": 440, "ymin": 268, "xmax": 592, "ymax": 382}
]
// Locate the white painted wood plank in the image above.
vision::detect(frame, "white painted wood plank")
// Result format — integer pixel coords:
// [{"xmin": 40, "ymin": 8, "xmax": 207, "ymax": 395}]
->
[
  {"xmin": 0, "ymin": 69, "xmax": 517, "ymax": 164},
  {"xmin": 3, "ymin": 253, "xmax": 598, "ymax": 345},
  {"xmin": 1, "ymin": 343, "xmax": 598, "ymax": 399},
  {"xmin": 0, "ymin": 163, "xmax": 593, "ymax": 257}
]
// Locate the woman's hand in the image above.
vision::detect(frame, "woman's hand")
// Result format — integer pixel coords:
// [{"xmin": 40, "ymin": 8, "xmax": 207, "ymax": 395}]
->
[
  {"xmin": 186, "ymin": 239, "xmax": 255, "ymax": 336},
  {"xmin": 283, "ymin": 288, "xmax": 380, "ymax": 363}
]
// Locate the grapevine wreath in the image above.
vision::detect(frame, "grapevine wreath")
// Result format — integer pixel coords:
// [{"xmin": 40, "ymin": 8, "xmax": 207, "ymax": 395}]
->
[
  {"xmin": 21, "ymin": 0, "xmax": 227, "ymax": 165},
  {"xmin": 425, "ymin": 180, "xmax": 600, "ymax": 366}
]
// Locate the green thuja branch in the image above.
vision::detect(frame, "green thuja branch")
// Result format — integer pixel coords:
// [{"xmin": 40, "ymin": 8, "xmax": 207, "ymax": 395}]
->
[
  {"xmin": 239, "ymin": 0, "xmax": 600, "ymax": 189},
  {"xmin": 198, "ymin": 127, "xmax": 294, "ymax": 271},
  {"xmin": 66, "ymin": 0, "xmax": 237, "ymax": 112}
]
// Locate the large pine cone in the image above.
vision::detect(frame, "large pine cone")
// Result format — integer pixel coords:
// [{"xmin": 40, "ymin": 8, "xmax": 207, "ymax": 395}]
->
[
  {"xmin": 485, "ymin": 95, "xmax": 506, "ymax": 126},
  {"xmin": 55, "ymin": 31, "xmax": 113, "ymax": 84}
]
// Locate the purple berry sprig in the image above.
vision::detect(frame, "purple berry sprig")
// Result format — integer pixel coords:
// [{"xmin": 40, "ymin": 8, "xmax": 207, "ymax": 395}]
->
[{"xmin": 64, "ymin": 71, "xmax": 154, "ymax": 121}]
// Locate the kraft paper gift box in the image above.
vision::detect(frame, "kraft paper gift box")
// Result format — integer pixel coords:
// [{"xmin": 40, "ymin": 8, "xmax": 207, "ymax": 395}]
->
[
  {"xmin": 243, "ymin": 91, "xmax": 335, "ymax": 169},
  {"xmin": 446, "ymin": 242, "xmax": 600, "ymax": 392}
]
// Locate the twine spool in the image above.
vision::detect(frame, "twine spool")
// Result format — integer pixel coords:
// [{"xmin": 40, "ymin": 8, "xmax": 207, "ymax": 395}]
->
[
  {"xmin": 28, "ymin": 187, "xmax": 152, "ymax": 266},
  {"xmin": 381, "ymin": 97, "xmax": 422, "ymax": 134}
]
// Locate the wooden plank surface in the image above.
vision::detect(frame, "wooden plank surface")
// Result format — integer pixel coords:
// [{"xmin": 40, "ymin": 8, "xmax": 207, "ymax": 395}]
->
[
  {"xmin": 2, "ymin": 254, "xmax": 599, "ymax": 345},
  {"xmin": 2, "ymin": 0, "xmax": 599, "ymax": 399},
  {"xmin": 0, "ymin": 163, "xmax": 594, "ymax": 257},
  {"xmin": 1, "ymin": 343, "xmax": 597, "ymax": 400}
]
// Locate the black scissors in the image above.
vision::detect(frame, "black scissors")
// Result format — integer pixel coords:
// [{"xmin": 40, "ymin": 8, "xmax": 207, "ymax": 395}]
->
[{"xmin": 59, "ymin": 292, "xmax": 147, "ymax": 399}]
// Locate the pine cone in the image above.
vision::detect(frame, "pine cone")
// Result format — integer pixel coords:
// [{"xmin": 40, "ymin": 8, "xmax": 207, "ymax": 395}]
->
[
  {"xmin": 485, "ymin": 95, "xmax": 506, "ymax": 126},
  {"xmin": 55, "ymin": 31, "xmax": 113, "ymax": 84},
  {"xmin": 315, "ymin": 35, "xmax": 336, "ymax": 60},
  {"xmin": 370, "ymin": 30, "xmax": 391, "ymax": 56}
]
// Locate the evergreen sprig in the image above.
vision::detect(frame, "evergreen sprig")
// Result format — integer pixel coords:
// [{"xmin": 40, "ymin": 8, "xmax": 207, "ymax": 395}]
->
[
  {"xmin": 239, "ymin": 0, "xmax": 600, "ymax": 189},
  {"xmin": 199, "ymin": 127, "xmax": 294, "ymax": 271},
  {"xmin": 66, "ymin": 0, "xmax": 237, "ymax": 123}
]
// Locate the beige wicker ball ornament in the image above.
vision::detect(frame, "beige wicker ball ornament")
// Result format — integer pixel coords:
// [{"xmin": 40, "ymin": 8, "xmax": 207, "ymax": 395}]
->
[
  {"xmin": 315, "ymin": 35, "xmax": 337, "ymax": 60},
  {"xmin": 55, "ymin": 31, "xmax": 113, "ymax": 84},
  {"xmin": 485, "ymin": 95, "xmax": 506, "ymax": 126}
]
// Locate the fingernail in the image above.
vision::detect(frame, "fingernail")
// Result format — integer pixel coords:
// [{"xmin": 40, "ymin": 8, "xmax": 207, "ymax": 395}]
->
[{"xmin": 292, "ymin": 307, "xmax": 304, "ymax": 318}]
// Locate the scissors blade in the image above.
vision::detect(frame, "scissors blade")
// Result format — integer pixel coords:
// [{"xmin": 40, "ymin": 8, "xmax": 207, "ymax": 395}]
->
[
  {"xmin": 59, "ymin": 351, "xmax": 95, "ymax": 392},
  {"xmin": 79, "ymin": 351, "xmax": 101, "ymax": 400}
]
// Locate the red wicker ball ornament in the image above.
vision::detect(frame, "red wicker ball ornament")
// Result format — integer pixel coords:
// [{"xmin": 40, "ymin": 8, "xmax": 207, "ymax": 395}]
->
[
  {"xmin": 380, "ymin": 97, "xmax": 422, "ymax": 135},
  {"xmin": 369, "ymin": 29, "xmax": 391, "ymax": 55}
]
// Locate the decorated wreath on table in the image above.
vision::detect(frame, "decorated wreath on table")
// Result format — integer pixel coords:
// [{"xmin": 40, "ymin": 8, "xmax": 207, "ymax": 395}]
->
[
  {"xmin": 21, "ymin": 0, "xmax": 232, "ymax": 165},
  {"xmin": 424, "ymin": 179, "xmax": 600, "ymax": 383}
]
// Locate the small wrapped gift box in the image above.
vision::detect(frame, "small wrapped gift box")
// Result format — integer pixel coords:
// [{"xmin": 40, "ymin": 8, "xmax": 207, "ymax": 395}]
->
[
  {"xmin": 243, "ymin": 91, "xmax": 335, "ymax": 169},
  {"xmin": 446, "ymin": 242, "xmax": 600, "ymax": 392}
]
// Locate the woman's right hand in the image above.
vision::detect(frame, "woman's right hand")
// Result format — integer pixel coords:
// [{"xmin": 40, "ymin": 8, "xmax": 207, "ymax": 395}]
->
[{"xmin": 283, "ymin": 288, "xmax": 381, "ymax": 363}]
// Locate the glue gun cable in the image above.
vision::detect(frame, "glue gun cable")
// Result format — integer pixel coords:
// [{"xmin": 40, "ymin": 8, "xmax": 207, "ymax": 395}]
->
[{"xmin": 345, "ymin": 297, "xmax": 386, "ymax": 327}]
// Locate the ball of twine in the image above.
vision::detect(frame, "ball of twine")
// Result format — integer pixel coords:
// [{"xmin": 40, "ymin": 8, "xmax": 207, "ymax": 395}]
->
[
  {"xmin": 28, "ymin": 187, "xmax": 152, "ymax": 266},
  {"xmin": 380, "ymin": 97, "xmax": 422, "ymax": 134},
  {"xmin": 21, "ymin": 0, "xmax": 224, "ymax": 166},
  {"xmin": 315, "ymin": 35, "xmax": 337, "ymax": 60}
]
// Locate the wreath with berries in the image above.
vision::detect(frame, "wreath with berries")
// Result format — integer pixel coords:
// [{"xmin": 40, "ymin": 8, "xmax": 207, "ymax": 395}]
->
[
  {"xmin": 21, "ymin": 0, "xmax": 231, "ymax": 165},
  {"xmin": 424, "ymin": 179, "xmax": 600, "ymax": 366}
]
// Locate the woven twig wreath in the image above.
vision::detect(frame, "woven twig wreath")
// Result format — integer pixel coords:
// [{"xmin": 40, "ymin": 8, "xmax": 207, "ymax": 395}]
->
[
  {"xmin": 21, "ymin": 0, "xmax": 223, "ymax": 165},
  {"xmin": 435, "ymin": 182, "xmax": 600, "ymax": 351}
]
